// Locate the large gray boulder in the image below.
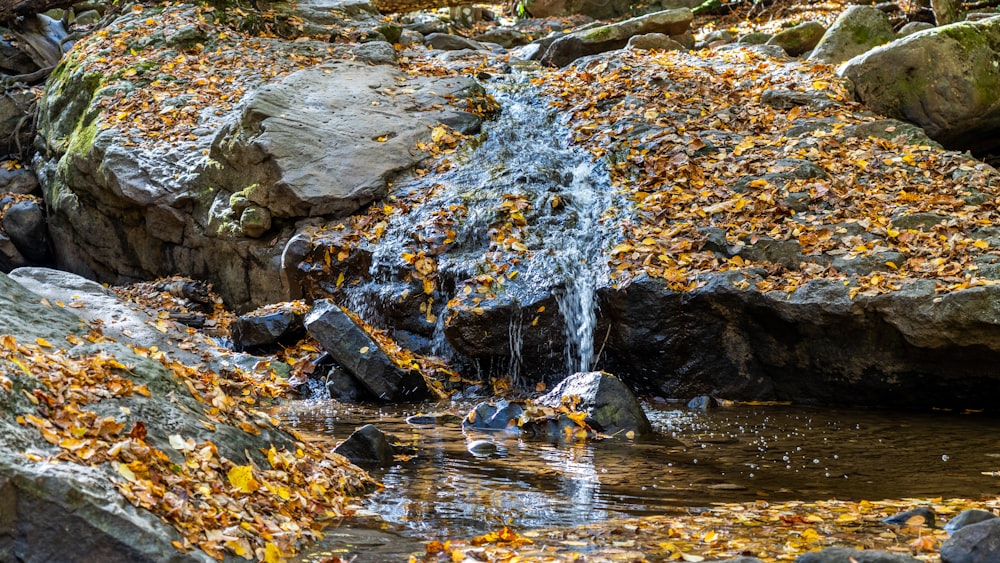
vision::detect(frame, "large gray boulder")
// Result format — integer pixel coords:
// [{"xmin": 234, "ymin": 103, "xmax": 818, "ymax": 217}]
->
[
  {"xmin": 541, "ymin": 8, "xmax": 693, "ymax": 67},
  {"xmin": 941, "ymin": 517, "xmax": 1000, "ymax": 563},
  {"xmin": 0, "ymin": 271, "xmax": 372, "ymax": 562},
  {"xmin": 304, "ymin": 300, "xmax": 429, "ymax": 402},
  {"xmin": 536, "ymin": 371, "xmax": 653, "ymax": 436},
  {"xmin": 808, "ymin": 5, "xmax": 895, "ymax": 64},
  {"xmin": 209, "ymin": 61, "xmax": 482, "ymax": 220},
  {"xmin": 839, "ymin": 17, "xmax": 1000, "ymax": 153},
  {"xmin": 34, "ymin": 6, "xmax": 484, "ymax": 311}
]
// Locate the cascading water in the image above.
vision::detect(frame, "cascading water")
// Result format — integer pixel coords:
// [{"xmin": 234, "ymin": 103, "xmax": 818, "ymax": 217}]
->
[{"xmin": 350, "ymin": 79, "xmax": 622, "ymax": 381}]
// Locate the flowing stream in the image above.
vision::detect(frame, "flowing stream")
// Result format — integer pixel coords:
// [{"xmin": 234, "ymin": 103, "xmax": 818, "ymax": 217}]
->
[
  {"xmin": 344, "ymin": 80, "xmax": 622, "ymax": 377},
  {"xmin": 281, "ymin": 80, "xmax": 1000, "ymax": 562}
]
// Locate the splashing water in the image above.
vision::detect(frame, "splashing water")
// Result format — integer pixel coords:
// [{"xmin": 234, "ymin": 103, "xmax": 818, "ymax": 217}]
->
[{"xmin": 350, "ymin": 80, "xmax": 622, "ymax": 379}]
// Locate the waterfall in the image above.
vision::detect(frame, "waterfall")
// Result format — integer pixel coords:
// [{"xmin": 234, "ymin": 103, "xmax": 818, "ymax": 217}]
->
[{"xmin": 350, "ymin": 80, "xmax": 621, "ymax": 380}]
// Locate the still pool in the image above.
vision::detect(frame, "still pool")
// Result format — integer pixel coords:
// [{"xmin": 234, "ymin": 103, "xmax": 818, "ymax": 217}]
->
[{"xmin": 277, "ymin": 400, "xmax": 1000, "ymax": 561}]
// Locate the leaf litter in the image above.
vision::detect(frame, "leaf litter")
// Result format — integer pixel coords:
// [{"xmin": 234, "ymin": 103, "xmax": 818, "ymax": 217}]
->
[{"xmin": 30, "ymin": 0, "xmax": 1000, "ymax": 560}]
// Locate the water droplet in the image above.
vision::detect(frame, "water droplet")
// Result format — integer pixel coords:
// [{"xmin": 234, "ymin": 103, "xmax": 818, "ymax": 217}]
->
[{"xmin": 942, "ymin": 454, "xmax": 950, "ymax": 462}]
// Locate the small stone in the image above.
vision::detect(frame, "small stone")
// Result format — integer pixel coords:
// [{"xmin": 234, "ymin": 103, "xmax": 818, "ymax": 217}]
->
[
  {"xmin": 466, "ymin": 439, "xmax": 502, "ymax": 457},
  {"xmin": 882, "ymin": 506, "xmax": 936, "ymax": 528},
  {"xmin": 333, "ymin": 424, "xmax": 396, "ymax": 468},
  {"xmin": 240, "ymin": 205, "xmax": 271, "ymax": 238},
  {"xmin": 686, "ymin": 395, "xmax": 719, "ymax": 410},
  {"xmin": 944, "ymin": 509, "xmax": 999, "ymax": 533}
]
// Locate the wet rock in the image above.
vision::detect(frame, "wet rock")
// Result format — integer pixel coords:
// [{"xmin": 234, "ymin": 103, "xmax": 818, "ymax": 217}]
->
[
  {"xmin": 808, "ymin": 6, "xmax": 895, "ymax": 64},
  {"xmin": 839, "ymin": 18, "xmax": 1000, "ymax": 153},
  {"xmin": 627, "ymin": 33, "xmax": 685, "ymax": 51},
  {"xmin": 795, "ymin": 548, "xmax": 922, "ymax": 562},
  {"xmin": 601, "ymin": 273, "xmax": 1000, "ymax": 410},
  {"xmin": 703, "ymin": 29, "xmax": 735, "ymax": 46},
  {"xmin": 540, "ymin": 8, "xmax": 693, "ymax": 67},
  {"xmin": 940, "ymin": 517, "xmax": 1000, "ymax": 562},
  {"xmin": 406, "ymin": 413, "xmax": 462, "ymax": 426},
  {"xmin": 230, "ymin": 303, "xmax": 306, "ymax": 350},
  {"xmin": 466, "ymin": 439, "xmax": 504, "ymax": 457},
  {"xmin": 322, "ymin": 366, "xmax": 363, "ymax": 401},
  {"xmin": 0, "ymin": 37, "xmax": 38, "ymax": 75},
  {"xmin": 686, "ymin": 395, "xmax": 719, "ymax": 410},
  {"xmin": 462, "ymin": 399, "xmax": 525, "ymax": 432},
  {"xmin": 765, "ymin": 21, "xmax": 825, "ymax": 56},
  {"xmin": 304, "ymin": 300, "xmax": 429, "ymax": 402},
  {"xmin": 536, "ymin": 371, "xmax": 653, "ymax": 437},
  {"xmin": 334, "ymin": 424, "xmax": 395, "ymax": 468},
  {"xmin": 838, "ymin": 119, "xmax": 940, "ymax": 147},
  {"xmin": 425, "ymin": 33, "xmax": 485, "ymax": 50},
  {"xmin": 882, "ymin": 506, "xmax": 935, "ymax": 527},
  {"xmin": 945, "ymin": 509, "xmax": 998, "ymax": 533}
]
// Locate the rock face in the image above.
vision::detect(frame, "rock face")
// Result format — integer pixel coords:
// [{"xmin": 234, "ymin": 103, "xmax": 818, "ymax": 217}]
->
[
  {"xmin": 600, "ymin": 274, "xmax": 1000, "ymax": 409},
  {"xmin": 541, "ymin": 8, "xmax": 693, "ymax": 67},
  {"xmin": 940, "ymin": 518, "xmax": 1000, "ymax": 563},
  {"xmin": 808, "ymin": 6, "xmax": 895, "ymax": 64},
  {"xmin": 839, "ymin": 18, "xmax": 1000, "ymax": 153},
  {"xmin": 209, "ymin": 60, "xmax": 482, "ymax": 221},
  {"xmin": 536, "ymin": 371, "xmax": 653, "ymax": 436},
  {"xmin": 34, "ymin": 6, "xmax": 485, "ymax": 311},
  {"xmin": 304, "ymin": 300, "xmax": 429, "ymax": 401}
]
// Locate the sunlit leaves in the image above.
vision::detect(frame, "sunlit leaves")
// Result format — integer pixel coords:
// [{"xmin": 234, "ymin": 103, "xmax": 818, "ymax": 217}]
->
[
  {"xmin": 1, "ymin": 329, "xmax": 372, "ymax": 560},
  {"xmin": 227, "ymin": 464, "xmax": 260, "ymax": 493}
]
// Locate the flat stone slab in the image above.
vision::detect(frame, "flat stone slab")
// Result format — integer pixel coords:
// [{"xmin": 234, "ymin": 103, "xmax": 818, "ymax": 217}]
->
[{"xmin": 212, "ymin": 61, "xmax": 482, "ymax": 219}]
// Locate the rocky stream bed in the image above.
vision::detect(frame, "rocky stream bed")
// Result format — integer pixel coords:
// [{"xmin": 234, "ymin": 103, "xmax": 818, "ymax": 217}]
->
[{"xmin": 3, "ymin": 0, "xmax": 1000, "ymax": 560}]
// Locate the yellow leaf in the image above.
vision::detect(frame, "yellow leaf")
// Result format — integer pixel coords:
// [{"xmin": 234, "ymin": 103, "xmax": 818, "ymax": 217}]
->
[
  {"xmin": 974, "ymin": 240, "xmax": 990, "ymax": 249},
  {"xmin": 227, "ymin": 465, "xmax": 259, "ymax": 493},
  {"xmin": 336, "ymin": 272, "xmax": 345, "ymax": 287},
  {"xmin": 359, "ymin": 346, "xmax": 370, "ymax": 354},
  {"xmin": 566, "ymin": 411, "xmax": 588, "ymax": 427},
  {"xmin": 35, "ymin": 337, "xmax": 53, "ymax": 348},
  {"xmin": 114, "ymin": 461, "xmax": 137, "ymax": 483},
  {"xmin": 263, "ymin": 542, "xmax": 282, "ymax": 563}
]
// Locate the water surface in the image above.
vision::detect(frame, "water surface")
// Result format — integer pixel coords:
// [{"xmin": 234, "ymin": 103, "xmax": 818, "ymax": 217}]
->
[{"xmin": 279, "ymin": 400, "xmax": 1000, "ymax": 560}]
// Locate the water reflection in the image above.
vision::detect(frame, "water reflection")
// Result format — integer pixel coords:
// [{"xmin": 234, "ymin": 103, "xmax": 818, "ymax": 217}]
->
[{"xmin": 277, "ymin": 400, "xmax": 1000, "ymax": 547}]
